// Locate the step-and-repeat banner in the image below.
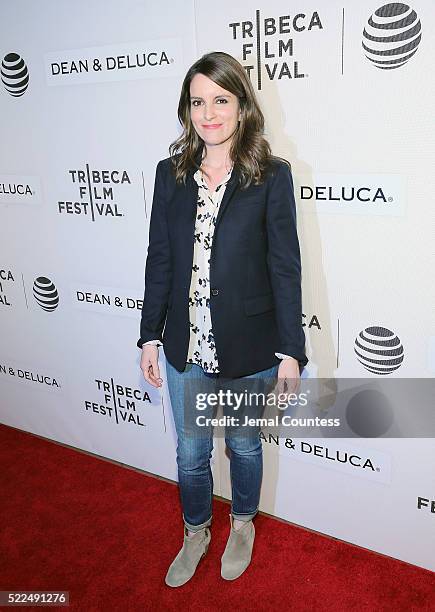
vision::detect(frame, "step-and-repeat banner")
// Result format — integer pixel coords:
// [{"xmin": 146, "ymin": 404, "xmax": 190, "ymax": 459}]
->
[{"xmin": 1, "ymin": 1, "xmax": 434, "ymax": 571}]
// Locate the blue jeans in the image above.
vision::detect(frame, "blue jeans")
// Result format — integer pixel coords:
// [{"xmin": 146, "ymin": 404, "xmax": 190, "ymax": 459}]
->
[{"xmin": 165, "ymin": 359, "xmax": 279, "ymax": 532}]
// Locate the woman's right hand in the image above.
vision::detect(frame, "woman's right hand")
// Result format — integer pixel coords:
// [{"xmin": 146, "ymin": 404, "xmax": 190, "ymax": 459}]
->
[{"xmin": 140, "ymin": 345, "xmax": 163, "ymax": 388}]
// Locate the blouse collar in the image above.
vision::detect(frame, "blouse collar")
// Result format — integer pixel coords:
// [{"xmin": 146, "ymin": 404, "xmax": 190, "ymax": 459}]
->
[{"xmin": 193, "ymin": 165, "xmax": 233, "ymax": 188}]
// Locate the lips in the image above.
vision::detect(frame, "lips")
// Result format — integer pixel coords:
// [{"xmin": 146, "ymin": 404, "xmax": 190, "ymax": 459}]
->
[{"xmin": 202, "ymin": 124, "xmax": 222, "ymax": 129}]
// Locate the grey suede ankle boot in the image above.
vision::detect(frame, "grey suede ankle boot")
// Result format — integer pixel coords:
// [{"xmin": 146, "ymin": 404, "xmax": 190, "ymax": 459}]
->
[
  {"xmin": 165, "ymin": 526, "xmax": 211, "ymax": 587},
  {"xmin": 221, "ymin": 514, "xmax": 255, "ymax": 580}
]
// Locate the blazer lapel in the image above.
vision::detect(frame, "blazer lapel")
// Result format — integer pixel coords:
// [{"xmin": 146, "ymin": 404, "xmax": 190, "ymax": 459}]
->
[
  {"xmin": 185, "ymin": 166, "xmax": 199, "ymax": 220},
  {"xmin": 213, "ymin": 165, "xmax": 239, "ymax": 232},
  {"xmin": 182, "ymin": 168, "xmax": 199, "ymax": 288}
]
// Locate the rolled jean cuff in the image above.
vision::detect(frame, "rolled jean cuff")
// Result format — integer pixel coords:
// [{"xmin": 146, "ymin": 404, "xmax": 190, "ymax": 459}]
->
[
  {"xmin": 231, "ymin": 508, "xmax": 258, "ymax": 522},
  {"xmin": 183, "ymin": 513, "xmax": 212, "ymax": 532}
]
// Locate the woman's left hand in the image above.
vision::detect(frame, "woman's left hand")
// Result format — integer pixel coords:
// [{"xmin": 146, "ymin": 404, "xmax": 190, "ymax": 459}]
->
[{"xmin": 275, "ymin": 356, "xmax": 301, "ymax": 396}]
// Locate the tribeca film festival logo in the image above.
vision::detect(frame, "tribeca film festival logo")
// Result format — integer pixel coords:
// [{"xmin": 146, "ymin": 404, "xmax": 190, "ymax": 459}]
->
[
  {"xmin": 363, "ymin": 3, "xmax": 422, "ymax": 70},
  {"xmin": 1, "ymin": 52, "xmax": 29, "ymax": 97},
  {"xmin": 44, "ymin": 38, "xmax": 183, "ymax": 85},
  {"xmin": 355, "ymin": 326, "xmax": 404, "ymax": 375},
  {"xmin": 229, "ymin": 10, "xmax": 323, "ymax": 90},
  {"xmin": 0, "ymin": 269, "xmax": 14, "ymax": 307},
  {"xmin": 58, "ymin": 166, "xmax": 130, "ymax": 222},
  {"xmin": 417, "ymin": 496, "xmax": 435, "ymax": 515},
  {"xmin": 85, "ymin": 377, "xmax": 153, "ymax": 427},
  {"xmin": 303, "ymin": 312, "xmax": 321, "ymax": 330}
]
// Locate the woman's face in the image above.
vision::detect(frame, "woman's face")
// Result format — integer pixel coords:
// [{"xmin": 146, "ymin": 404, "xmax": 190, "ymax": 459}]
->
[{"xmin": 189, "ymin": 73, "xmax": 241, "ymax": 149}]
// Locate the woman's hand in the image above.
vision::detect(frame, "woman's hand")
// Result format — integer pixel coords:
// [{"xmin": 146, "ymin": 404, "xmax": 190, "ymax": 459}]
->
[
  {"xmin": 140, "ymin": 345, "xmax": 163, "ymax": 388},
  {"xmin": 275, "ymin": 356, "xmax": 301, "ymax": 397}
]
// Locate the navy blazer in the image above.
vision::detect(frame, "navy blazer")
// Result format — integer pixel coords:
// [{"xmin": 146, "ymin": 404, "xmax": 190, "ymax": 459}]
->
[{"xmin": 137, "ymin": 153, "xmax": 308, "ymax": 378}]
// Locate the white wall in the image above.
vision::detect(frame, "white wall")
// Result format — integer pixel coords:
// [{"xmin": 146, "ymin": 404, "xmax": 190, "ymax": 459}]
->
[{"xmin": 1, "ymin": 0, "xmax": 434, "ymax": 572}]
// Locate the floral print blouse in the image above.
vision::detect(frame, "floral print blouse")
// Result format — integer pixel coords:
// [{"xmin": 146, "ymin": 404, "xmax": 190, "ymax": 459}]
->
[{"xmin": 185, "ymin": 165, "xmax": 233, "ymax": 373}]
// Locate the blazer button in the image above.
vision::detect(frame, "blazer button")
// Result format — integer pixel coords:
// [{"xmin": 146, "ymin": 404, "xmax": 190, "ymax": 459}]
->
[{"xmin": 211, "ymin": 289, "xmax": 219, "ymax": 296}]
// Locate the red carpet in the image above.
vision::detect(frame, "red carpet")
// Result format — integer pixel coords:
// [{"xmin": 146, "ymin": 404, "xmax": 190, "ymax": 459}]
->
[{"xmin": 0, "ymin": 422, "xmax": 434, "ymax": 611}]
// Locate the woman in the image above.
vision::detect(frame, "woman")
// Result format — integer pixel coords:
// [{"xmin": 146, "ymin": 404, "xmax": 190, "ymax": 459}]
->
[{"xmin": 137, "ymin": 51, "xmax": 308, "ymax": 586}]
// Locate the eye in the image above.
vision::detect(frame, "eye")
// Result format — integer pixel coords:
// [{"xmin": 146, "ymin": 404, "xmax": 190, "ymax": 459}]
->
[
  {"xmin": 216, "ymin": 98, "xmax": 228, "ymax": 104},
  {"xmin": 191, "ymin": 99, "xmax": 202, "ymax": 107}
]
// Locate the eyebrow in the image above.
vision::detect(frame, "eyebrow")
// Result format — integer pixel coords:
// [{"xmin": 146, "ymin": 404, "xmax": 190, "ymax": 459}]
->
[{"xmin": 190, "ymin": 94, "xmax": 231, "ymax": 100}]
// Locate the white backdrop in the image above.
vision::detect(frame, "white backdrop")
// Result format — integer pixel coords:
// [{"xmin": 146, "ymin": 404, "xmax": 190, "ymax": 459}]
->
[{"xmin": 0, "ymin": 0, "xmax": 434, "ymax": 572}]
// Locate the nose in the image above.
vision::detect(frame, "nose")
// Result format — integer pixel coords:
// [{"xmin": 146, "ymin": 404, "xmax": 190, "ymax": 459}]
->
[{"xmin": 203, "ymin": 103, "xmax": 216, "ymax": 122}]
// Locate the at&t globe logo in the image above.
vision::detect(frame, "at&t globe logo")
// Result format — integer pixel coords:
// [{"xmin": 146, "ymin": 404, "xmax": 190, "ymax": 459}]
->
[
  {"xmin": 354, "ymin": 326, "xmax": 404, "ymax": 374},
  {"xmin": 33, "ymin": 277, "xmax": 59, "ymax": 312},
  {"xmin": 1, "ymin": 52, "xmax": 30, "ymax": 96},
  {"xmin": 362, "ymin": 3, "xmax": 421, "ymax": 69}
]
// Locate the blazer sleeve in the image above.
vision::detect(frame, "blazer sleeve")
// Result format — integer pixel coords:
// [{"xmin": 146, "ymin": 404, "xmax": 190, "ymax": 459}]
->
[
  {"xmin": 266, "ymin": 162, "xmax": 308, "ymax": 368},
  {"xmin": 136, "ymin": 160, "xmax": 172, "ymax": 348}
]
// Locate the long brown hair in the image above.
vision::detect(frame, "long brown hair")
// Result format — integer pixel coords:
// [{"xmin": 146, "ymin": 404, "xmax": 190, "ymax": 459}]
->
[{"xmin": 169, "ymin": 51, "xmax": 289, "ymax": 189}]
